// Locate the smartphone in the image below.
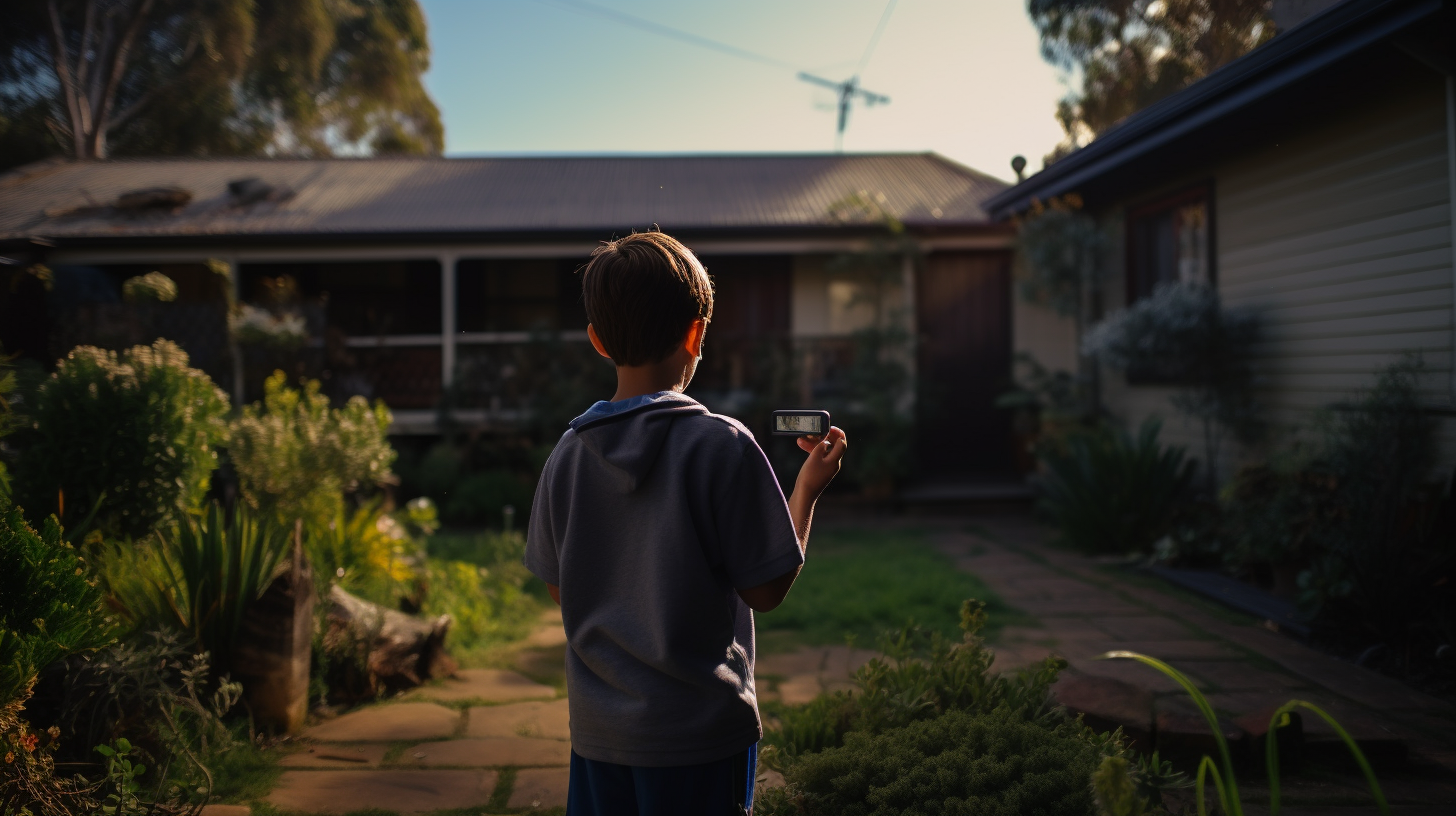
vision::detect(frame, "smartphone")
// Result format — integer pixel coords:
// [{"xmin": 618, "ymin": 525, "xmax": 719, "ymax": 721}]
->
[{"xmin": 771, "ymin": 409, "xmax": 831, "ymax": 437}]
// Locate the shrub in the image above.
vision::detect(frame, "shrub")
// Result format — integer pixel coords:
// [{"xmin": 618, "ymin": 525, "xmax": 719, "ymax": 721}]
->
[
  {"xmin": 419, "ymin": 554, "xmax": 541, "ymax": 657},
  {"xmin": 1037, "ymin": 418, "xmax": 1195, "ymax": 555},
  {"xmin": 1084, "ymin": 283, "xmax": 1260, "ymax": 489},
  {"xmin": 120, "ymin": 272, "xmax": 178, "ymax": 304},
  {"xmin": 0, "ymin": 346, "xmax": 19, "ymax": 503},
  {"xmin": 305, "ymin": 499, "xmax": 421, "ymax": 605},
  {"xmin": 0, "ymin": 504, "xmax": 113, "ymax": 714},
  {"xmin": 103, "ymin": 503, "xmax": 290, "ymax": 677},
  {"xmin": 13, "ymin": 341, "xmax": 230, "ymax": 539},
  {"xmin": 228, "ymin": 371, "xmax": 394, "ymax": 527},
  {"xmin": 772, "ymin": 707, "xmax": 1104, "ymax": 816}
]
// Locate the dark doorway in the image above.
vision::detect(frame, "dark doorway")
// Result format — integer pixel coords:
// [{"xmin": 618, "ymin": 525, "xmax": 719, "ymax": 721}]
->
[{"xmin": 915, "ymin": 251, "xmax": 1014, "ymax": 478}]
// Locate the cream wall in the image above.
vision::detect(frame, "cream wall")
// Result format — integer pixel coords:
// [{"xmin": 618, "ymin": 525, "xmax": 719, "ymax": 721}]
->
[
  {"xmin": 1097, "ymin": 75, "xmax": 1456, "ymax": 476},
  {"xmin": 790, "ymin": 254, "xmax": 909, "ymax": 338}
]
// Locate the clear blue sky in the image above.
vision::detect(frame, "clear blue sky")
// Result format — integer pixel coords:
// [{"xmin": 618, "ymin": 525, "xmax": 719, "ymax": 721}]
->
[{"xmin": 418, "ymin": 1, "xmax": 1069, "ymax": 183}]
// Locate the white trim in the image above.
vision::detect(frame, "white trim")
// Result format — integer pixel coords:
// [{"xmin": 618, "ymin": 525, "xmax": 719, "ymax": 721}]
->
[{"xmin": 339, "ymin": 334, "xmax": 443, "ymax": 348}]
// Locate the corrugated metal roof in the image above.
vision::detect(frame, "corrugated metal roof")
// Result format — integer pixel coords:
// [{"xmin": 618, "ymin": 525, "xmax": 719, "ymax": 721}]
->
[{"xmin": 0, "ymin": 153, "xmax": 1006, "ymax": 242}]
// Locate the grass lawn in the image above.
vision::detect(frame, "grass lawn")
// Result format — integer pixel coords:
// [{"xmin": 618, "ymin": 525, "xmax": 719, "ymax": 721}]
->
[{"xmin": 756, "ymin": 526, "xmax": 1033, "ymax": 652}]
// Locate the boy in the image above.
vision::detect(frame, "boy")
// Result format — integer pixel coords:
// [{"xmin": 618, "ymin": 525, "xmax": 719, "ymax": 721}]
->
[{"xmin": 525, "ymin": 231, "xmax": 847, "ymax": 815}]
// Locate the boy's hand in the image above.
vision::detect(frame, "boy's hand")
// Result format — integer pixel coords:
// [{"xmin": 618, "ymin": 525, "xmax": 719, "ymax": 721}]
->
[{"xmin": 794, "ymin": 426, "xmax": 847, "ymax": 500}]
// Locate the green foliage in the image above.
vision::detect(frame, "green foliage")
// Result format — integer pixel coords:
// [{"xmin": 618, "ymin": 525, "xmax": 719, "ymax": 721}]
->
[
  {"xmin": 1038, "ymin": 418, "xmax": 1196, "ymax": 555},
  {"xmin": 304, "ymin": 499, "xmax": 420, "ymax": 605},
  {"xmin": 229, "ymin": 371, "xmax": 395, "ymax": 526},
  {"xmin": 14, "ymin": 341, "xmax": 230, "ymax": 539},
  {"xmin": 758, "ymin": 529, "xmax": 1029, "ymax": 648},
  {"xmin": 120, "ymin": 273, "xmax": 178, "ymax": 304},
  {"xmin": 1014, "ymin": 196, "xmax": 1106, "ymax": 319},
  {"xmin": 0, "ymin": 0, "xmax": 442, "ymax": 166},
  {"xmin": 420, "ymin": 552, "xmax": 543, "ymax": 659},
  {"xmin": 95, "ymin": 738, "xmax": 144, "ymax": 816},
  {"xmin": 1030, "ymin": 0, "xmax": 1274, "ymax": 158},
  {"xmin": 1091, "ymin": 756, "xmax": 1148, "ymax": 816},
  {"xmin": 1102, "ymin": 651, "xmax": 1388, "ymax": 816},
  {"xmin": 103, "ymin": 503, "xmax": 289, "ymax": 676},
  {"xmin": 0, "ymin": 504, "xmax": 113, "ymax": 713},
  {"xmin": 0, "ymin": 345, "xmax": 19, "ymax": 502},
  {"xmin": 1085, "ymin": 283, "xmax": 1262, "ymax": 489},
  {"xmin": 768, "ymin": 706, "xmax": 1104, "ymax": 816}
]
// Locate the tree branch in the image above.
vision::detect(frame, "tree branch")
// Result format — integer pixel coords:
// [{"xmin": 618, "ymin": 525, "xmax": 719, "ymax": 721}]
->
[
  {"xmin": 46, "ymin": 0, "xmax": 86, "ymax": 157},
  {"xmin": 89, "ymin": 0, "xmax": 154, "ymax": 158},
  {"xmin": 107, "ymin": 29, "xmax": 201, "ymax": 134},
  {"xmin": 76, "ymin": 0, "xmax": 97, "ymax": 91}
]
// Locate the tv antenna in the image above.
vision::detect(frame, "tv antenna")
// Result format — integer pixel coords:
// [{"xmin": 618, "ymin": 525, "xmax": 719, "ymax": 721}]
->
[{"xmin": 798, "ymin": 0, "xmax": 897, "ymax": 150}]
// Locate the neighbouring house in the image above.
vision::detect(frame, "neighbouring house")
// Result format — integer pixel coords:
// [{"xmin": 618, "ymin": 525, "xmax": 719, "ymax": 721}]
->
[
  {"xmin": 987, "ymin": 0, "xmax": 1456, "ymax": 474},
  {"xmin": 1, "ymin": 153, "xmax": 1038, "ymax": 485}
]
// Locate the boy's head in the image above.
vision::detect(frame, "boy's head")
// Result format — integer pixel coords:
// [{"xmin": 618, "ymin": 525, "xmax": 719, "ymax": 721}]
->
[{"xmin": 580, "ymin": 231, "xmax": 714, "ymax": 366}]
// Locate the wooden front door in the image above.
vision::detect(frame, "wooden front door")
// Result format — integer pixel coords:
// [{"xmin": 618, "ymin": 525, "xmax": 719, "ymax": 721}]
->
[{"xmin": 915, "ymin": 251, "xmax": 1014, "ymax": 478}]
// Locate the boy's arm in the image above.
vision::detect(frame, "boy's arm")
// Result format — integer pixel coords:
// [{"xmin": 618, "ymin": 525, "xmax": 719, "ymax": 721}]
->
[{"xmin": 737, "ymin": 426, "xmax": 846, "ymax": 612}]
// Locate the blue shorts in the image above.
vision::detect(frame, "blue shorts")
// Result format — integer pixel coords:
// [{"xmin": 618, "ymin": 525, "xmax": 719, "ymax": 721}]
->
[{"xmin": 566, "ymin": 744, "xmax": 756, "ymax": 816}]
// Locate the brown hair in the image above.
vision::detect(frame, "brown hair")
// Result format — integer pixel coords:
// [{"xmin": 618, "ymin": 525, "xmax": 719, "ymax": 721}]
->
[{"xmin": 580, "ymin": 231, "xmax": 714, "ymax": 366}]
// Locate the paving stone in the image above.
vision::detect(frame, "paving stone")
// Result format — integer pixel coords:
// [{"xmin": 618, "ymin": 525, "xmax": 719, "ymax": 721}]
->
[
  {"xmin": 280, "ymin": 743, "xmax": 390, "ymax": 768},
  {"xmin": 1002, "ymin": 578, "xmax": 1114, "ymax": 600},
  {"xmin": 774, "ymin": 674, "xmax": 853, "ymax": 705},
  {"xmin": 267, "ymin": 769, "xmax": 497, "ymax": 814},
  {"xmin": 1066, "ymin": 658, "xmax": 1191, "ymax": 695},
  {"xmin": 398, "ymin": 737, "xmax": 571, "ymax": 767},
  {"xmin": 409, "ymin": 669, "xmax": 556, "ymax": 703},
  {"xmin": 199, "ymin": 806, "xmax": 251, "ymax": 816},
  {"xmin": 1019, "ymin": 598, "xmax": 1146, "ymax": 616},
  {"xmin": 991, "ymin": 643, "xmax": 1056, "ymax": 673},
  {"xmin": 1181, "ymin": 661, "xmax": 1308, "ymax": 693},
  {"xmin": 467, "ymin": 699, "xmax": 570, "ymax": 740},
  {"xmin": 1052, "ymin": 674, "xmax": 1154, "ymax": 750},
  {"xmin": 1089, "ymin": 640, "xmax": 1240, "ymax": 660},
  {"xmin": 509, "ymin": 766, "xmax": 570, "ymax": 809},
  {"xmin": 1090, "ymin": 616, "xmax": 1195, "ymax": 640},
  {"xmin": 1153, "ymin": 702, "xmax": 1248, "ymax": 766},
  {"xmin": 304, "ymin": 702, "xmax": 459, "ymax": 742}
]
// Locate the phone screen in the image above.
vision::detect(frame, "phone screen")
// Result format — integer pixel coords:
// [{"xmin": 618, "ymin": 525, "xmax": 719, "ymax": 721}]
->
[{"xmin": 775, "ymin": 414, "xmax": 822, "ymax": 434}]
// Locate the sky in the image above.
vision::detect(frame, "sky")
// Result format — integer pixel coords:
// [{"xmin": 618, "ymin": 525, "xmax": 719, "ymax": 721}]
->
[{"xmin": 418, "ymin": 0, "xmax": 1070, "ymax": 183}]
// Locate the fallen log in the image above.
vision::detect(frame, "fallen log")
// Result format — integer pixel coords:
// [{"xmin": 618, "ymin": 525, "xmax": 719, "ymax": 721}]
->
[{"xmin": 323, "ymin": 585, "xmax": 456, "ymax": 697}]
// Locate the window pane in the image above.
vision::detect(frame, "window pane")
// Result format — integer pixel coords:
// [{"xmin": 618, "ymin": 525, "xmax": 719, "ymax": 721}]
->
[
  {"xmin": 456, "ymin": 258, "xmax": 588, "ymax": 333},
  {"xmin": 239, "ymin": 261, "xmax": 442, "ymax": 336},
  {"xmin": 1175, "ymin": 202, "xmax": 1209, "ymax": 286}
]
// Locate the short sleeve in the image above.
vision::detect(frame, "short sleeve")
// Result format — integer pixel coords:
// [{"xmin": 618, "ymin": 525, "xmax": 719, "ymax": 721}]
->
[
  {"xmin": 715, "ymin": 440, "xmax": 804, "ymax": 590},
  {"xmin": 523, "ymin": 467, "xmax": 560, "ymax": 585}
]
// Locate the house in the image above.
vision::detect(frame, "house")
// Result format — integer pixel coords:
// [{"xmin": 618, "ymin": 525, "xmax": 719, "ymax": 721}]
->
[
  {"xmin": 986, "ymin": 0, "xmax": 1456, "ymax": 473},
  {"xmin": 0, "ymin": 153, "xmax": 1030, "ymax": 482}
]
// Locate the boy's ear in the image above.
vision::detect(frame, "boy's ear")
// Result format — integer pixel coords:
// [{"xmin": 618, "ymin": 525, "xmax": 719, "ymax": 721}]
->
[
  {"xmin": 587, "ymin": 324, "xmax": 613, "ymax": 361},
  {"xmin": 683, "ymin": 318, "xmax": 707, "ymax": 358}
]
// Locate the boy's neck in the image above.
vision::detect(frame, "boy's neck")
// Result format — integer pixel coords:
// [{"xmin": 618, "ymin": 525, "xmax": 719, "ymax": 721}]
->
[{"xmin": 609, "ymin": 353, "xmax": 696, "ymax": 402}]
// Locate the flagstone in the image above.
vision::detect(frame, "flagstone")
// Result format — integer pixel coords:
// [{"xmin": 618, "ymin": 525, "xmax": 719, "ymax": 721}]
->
[
  {"xmin": 397, "ymin": 737, "xmax": 571, "ymax": 767},
  {"xmin": 466, "ymin": 699, "xmax": 570, "ymax": 740},
  {"xmin": 508, "ymin": 766, "xmax": 571, "ymax": 809},
  {"xmin": 409, "ymin": 668, "xmax": 556, "ymax": 703},
  {"xmin": 280, "ymin": 743, "xmax": 390, "ymax": 768},
  {"xmin": 304, "ymin": 702, "xmax": 459, "ymax": 742},
  {"xmin": 266, "ymin": 770, "xmax": 496, "ymax": 814}
]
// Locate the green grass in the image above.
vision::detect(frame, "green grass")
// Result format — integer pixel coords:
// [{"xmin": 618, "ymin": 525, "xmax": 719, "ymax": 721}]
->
[{"xmin": 757, "ymin": 527, "xmax": 1033, "ymax": 650}]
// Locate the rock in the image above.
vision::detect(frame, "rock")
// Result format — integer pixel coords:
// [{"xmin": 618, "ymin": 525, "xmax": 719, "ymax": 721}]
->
[
  {"xmin": 1052, "ymin": 674, "xmax": 1154, "ymax": 750},
  {"xmin": 266, "ymin": 769, "xmax": 496, "ymax": 814},
  {"xmin": 326, "ymin": 585, "xmax": 456, "ymax": 696},
  {"xmin": 304, "ymin": 702, "xmax": 459, "ymax": 742},
  {"xmin": 508, "ymin": 767, "xmax": 570, "ymax": 809},
  {"xmin": 466, "ymin": 699, "xmax": 570, "ymax": 740},
  {"xmin": 410, "ymin": 669, "xmax": 555, "ymax": 703},
  {"xmin": 396, "ymin": 737, "xmax": 571, "ymax": 767}
]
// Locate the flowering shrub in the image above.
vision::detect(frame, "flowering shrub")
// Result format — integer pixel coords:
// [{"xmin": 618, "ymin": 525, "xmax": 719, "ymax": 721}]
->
[
  {"xmin": 228, "ymin": 371, "xmax": 394, "ymax": 526},
  {"xmin": 13, "ymin": 341, "xmax": 230, "ymax": 538},
  {"xmin": 228, "ymin": 303, "xmax": 307, "ymax": 348},
  {"xmin": 120, "ymin": 272, "xmax": 178, "ymax": 304}
]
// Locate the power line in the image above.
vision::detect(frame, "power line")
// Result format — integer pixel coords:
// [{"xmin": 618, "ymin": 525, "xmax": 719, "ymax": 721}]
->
[
  {"xmin": 855, "ymin": 0, "xmax": 899, "ymax": 78},
  {"xmin": 535, "ymin": 0, "xmax": 797, "ymax": 71}
]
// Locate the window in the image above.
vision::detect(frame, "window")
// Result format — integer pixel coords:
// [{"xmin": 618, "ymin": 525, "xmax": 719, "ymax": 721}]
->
[
  {"xmin": 456, "ymin": 258, "xmax": 588, "ymax": 333},
  {"xmin": 1127, "ymin": 186, "xmax": 1212, "ymax": 302}
]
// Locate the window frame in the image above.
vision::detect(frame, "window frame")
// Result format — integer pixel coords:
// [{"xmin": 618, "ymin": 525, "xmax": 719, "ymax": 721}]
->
[{"xmin": 1124, "ymin": 182, "xmax": 1217, "ymax": 306}]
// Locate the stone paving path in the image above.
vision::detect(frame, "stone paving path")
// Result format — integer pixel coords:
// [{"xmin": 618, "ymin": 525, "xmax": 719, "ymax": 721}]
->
[{"xmin": 941, "ymin": 515, "xmax": 1456, "ymax": 813}]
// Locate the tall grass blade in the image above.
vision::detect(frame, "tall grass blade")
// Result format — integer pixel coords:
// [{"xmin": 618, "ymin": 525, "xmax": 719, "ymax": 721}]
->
[{"xmin": 1267, "ymin": 701, "xmax": 1389, "ymax": 816}]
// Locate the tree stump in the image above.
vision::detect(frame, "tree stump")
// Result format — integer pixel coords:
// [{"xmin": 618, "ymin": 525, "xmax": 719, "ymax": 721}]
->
[
  {"xmin": 325, "ymin": 586, "xmax": 455, "ymax": 696},
  {"xmin": 234, "ymin": 523, "xmax": 313, "ymax": 734}
]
